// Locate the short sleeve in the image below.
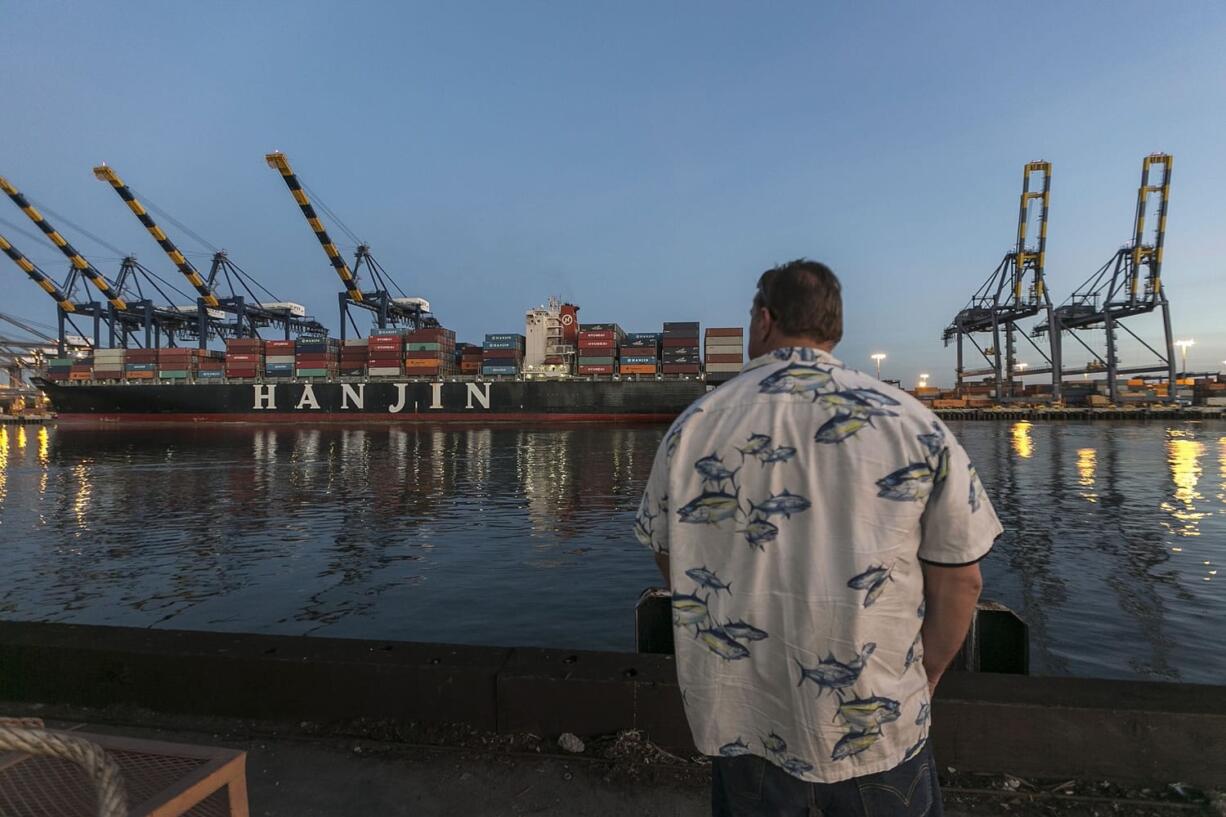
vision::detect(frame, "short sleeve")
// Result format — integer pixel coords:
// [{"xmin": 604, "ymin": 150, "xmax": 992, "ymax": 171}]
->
[
  {"xmin": 634, "ymin": 435, "xmax": 671, "ymax": 555},
  {"xmin": 918, "ymin": 432, "xmax": 1002, "ymax": 566}
]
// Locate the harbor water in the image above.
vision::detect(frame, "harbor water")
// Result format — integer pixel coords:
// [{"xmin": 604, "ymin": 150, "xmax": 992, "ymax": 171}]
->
[{"xmin": 0, "ymin": 420, "xmax": 1222, "ymax": 683}]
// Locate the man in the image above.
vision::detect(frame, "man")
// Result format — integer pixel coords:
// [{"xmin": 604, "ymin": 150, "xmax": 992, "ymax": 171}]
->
[{"xmin": 635, "ymin": 259, "xmax": 1001, "ymax": 817}]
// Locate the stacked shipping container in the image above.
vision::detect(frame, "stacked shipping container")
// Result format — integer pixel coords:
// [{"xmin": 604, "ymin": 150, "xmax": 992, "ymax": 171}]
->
[
  {"xmin": 197, "ymin": 350, "xmax": 225, "ymax": 379},
  {"xmin": 458, "ymin": 343, "xmax": 483, "ymax": 375},
  {"xmin": 577, "ymin": 323, "xmax": 623, "ymax": 376},
  {"xmin": 405, "ymin": 327, "xmax": 457, "ymax": 378},
  {"xmin": 265, "ymin": 339, "xmax": 297, "ymax": 377},
  {"xmin": 661, "ymin": 322, "xmax": 700, "ymax": 375},
  {"xmin": 618, "ymin": 332, "xmax": 660, "ymax": 376},
  {"xmin": 68, "ymin": 358, "xmax": 94, "ymax": 381},
  {"xmin": 295, "ymin": 337, "xmax": 339, "ymax": 377},
  {"xmin": 703, "ymin": 328, "xmax": 745, "ymax": 383},
  {"xmin": 157, "ymin": 347, "xmax": 201, "ymax": 380},
  {"xmin": 44, "ymin": 358, "xmax": 74, "ymax": 382},
  {"xmin": 94, "ymin": 348, "xmax": 125, "ymax": 380},
  {"xmin": 482, "ymin": 334, "xmax": 525, "ymax": 376},
  {"xmin": 125, "ymin": 348, "xmax": 159, "ymax": 380},
  {"xmin": 224, "ymin": 338, "xmax": 263, "ymax": 378},
  {"xmin": 367, "ymin": 331, "xmax": 405, "ymax": 377},
  {"xmin": 339, "ymin": 338, "xmax": 368, "ymax": 376}
]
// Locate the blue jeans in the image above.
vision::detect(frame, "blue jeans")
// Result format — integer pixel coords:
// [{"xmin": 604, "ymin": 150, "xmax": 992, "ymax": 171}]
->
[{"xmin": 711, "ymin": 742, "xmax": 942, "ymax": 817}]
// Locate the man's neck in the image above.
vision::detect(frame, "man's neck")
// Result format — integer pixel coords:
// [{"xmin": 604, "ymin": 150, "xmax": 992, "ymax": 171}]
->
[{"xmin": 761, "ymin": 338, "xmax": 836, "ymax": 357}]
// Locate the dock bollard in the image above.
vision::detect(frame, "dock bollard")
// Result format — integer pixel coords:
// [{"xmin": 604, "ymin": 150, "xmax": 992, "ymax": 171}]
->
[{"xmin": 635, "ymin": 589, "xmax": 1028, "ymax": 675}]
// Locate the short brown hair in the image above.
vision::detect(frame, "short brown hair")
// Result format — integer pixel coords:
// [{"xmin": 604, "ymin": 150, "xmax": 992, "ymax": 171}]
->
[{"xmin": 754, "ymin": 259, "xmax": 843, "ymax": 344}]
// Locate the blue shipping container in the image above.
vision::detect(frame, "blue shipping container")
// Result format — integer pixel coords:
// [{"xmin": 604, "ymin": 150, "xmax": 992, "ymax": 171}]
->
[
  {"xmin": 621, "ymin": 355, "xmax": 658, "ymax": 365},
  {"xmin": 483, "ymin": 340, "xmax": 524, "ymax": 350},
  {"xmin": 481, "ymin": 366, "xmax": 519, "ymax": 375}
]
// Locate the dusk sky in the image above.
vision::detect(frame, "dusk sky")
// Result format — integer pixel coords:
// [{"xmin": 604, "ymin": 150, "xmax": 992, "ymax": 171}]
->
[{"xmin": 4, "ymin": 2, "xmax": 1224, "ymax": 385}]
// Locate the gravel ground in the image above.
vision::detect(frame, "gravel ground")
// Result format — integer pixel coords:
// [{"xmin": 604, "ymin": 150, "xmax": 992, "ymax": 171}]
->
[{"xmin": 2, "ymin": 701, "xmax": 1221, "ymax": 816}]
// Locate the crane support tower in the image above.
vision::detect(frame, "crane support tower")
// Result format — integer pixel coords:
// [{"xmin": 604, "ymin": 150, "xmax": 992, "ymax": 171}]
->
[
  {"xmin": 944, "ymin": 162, "xmax": 1059, "ymax": 401},
  {"xmin": 1037, "ymin": 154, "xmax": 1175, "ymax": 404},
  {"xmin": 93, "ymin": 165, "xmax": 328, "ymax": 346},
  {"xmin": 1, "ymin": 174, "xmax": 194, "ymax": 349},
  {"xmin": 265, "ymin": 151, "xmax": 435, "ymax": 339}
]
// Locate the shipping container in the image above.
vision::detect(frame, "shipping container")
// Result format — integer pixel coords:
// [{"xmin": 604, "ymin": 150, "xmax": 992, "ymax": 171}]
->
[
  {"xmin": 619, "ymin": 364, "xmax": 658, "ymax": 376},
  {"xmin": 577, "ymin": 364, "xmax": 615, "ymax": 375}
]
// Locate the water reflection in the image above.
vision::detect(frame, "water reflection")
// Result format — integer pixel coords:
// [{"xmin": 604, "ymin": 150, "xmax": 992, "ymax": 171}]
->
[
  {"xmin": 1011, "ymin": 421, "xmax": 1034, "ymax": 459},
  {"xmin": 1161, "ymin": 430, "xmax": 1205, "ymax": 539},
  {"xmin": 0, "ymin": 428, "xmax": 8, "ymax": 504},
  {"xmin": 1, "ymin": 420, "xmax": 1224, "ymax": 679},
  {"xmin": 1076, "ymin": 447, "xmax": 1097, "ymax": 503}
]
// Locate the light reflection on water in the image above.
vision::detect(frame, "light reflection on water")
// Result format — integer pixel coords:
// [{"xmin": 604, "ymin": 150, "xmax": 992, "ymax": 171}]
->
[{"xmin": 0, "ymin": 420, "xmax": 1222, "ymax": 683}]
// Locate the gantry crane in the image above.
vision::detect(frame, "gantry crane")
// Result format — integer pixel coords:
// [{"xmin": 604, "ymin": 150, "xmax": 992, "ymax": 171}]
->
[
  {"xmin": 265, "ymin": 152, "xmax": 435, "ymax": 339},
  {"xmin": 944, "ymin": 162, "xmax": 1059, "ymax": 400},
  {"xmin": 1036, "ymin": 154, "xmax": 1175, "ymax": 404},
  {"xmin": 0, "ymin": 228, "xmax": 103, "ymax": 353},
  {"xmin": 93, "ymin": 165, "xmax": 327, "ymax": 345},
  {"xmin": 0, "ymin": 312, "xmax": 81, "ymax": 399},
  {"xmin": 1, "ymin": 174, "xmax": 193, "ymax": 349}
]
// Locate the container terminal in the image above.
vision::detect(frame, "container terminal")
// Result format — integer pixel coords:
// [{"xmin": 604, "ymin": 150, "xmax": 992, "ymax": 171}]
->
[{"xmin": 0, "ymin": 151, "xmax": 1222, "ymax": 421}]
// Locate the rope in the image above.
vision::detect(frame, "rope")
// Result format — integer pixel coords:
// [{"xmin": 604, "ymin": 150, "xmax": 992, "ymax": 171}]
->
[{"xmin": 0, "ymin": 724, "xmax": 129, "ymax": 817}]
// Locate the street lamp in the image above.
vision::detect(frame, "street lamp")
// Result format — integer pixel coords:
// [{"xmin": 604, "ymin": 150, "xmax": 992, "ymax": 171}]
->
[
  {"xmin": 1174, "ymin": 339, "xmax": 1194, "ymax": 376},
  {"xmin": 871, "ymin": 353, "xmax": 886, "ymax": 380},
  {"xmin": 1015, "ymin": 362, "xmax": 1029, "ymax": 373}
]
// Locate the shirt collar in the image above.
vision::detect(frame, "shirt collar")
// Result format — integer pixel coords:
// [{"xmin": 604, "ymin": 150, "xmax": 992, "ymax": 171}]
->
[{"xmin": 742, "ymin": 345, "xmax": 843, "ymax": 373}]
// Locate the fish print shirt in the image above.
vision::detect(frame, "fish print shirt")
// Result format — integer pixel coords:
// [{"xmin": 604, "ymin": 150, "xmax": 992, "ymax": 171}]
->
[{"xmin": 635, "ymin": 346, "xmax": 1002, "ymax": 783}]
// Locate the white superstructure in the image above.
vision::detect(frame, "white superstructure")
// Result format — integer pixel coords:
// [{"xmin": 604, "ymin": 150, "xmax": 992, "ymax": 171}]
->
[{"xmin": 523, "ymin": 296, "xmax": 576, "ymax": 376}]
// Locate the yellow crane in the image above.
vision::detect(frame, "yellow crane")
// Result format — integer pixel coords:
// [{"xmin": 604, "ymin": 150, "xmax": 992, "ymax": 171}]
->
[
  {"xmin": 0, "ymin": 175, "xmax": 128, "ymax": 311},
  {"xmin": 264, "ymin": 152, "xmax": 363, "ymax": 303},
  {"xmin": 92, "ymin": 165, "xmax": 221, "ymax": 307}
]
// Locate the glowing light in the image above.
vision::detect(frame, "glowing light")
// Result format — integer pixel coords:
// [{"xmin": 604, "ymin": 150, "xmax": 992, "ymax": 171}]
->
[
  {"xmin": 1174, "ymin": 339, "xmax": 1195, "ymax": 374},
  {"xmin": 1076, "ymin": 447, "xmax": 1097, "ymax": 503},
  {"xmin": 1011, "ymin": 421, "xmax": 1034, "ymax": 459},
  {"xmin": 1161, "ymin": 432, "xmax": 1205, "ymax": 537},
  {"xmin": 870, "ymin": 353, "xmax": 887, "ymax": 380},
  {"xmin": 37, "ymin": 427, "xmax": 49, "ymax": 466}
]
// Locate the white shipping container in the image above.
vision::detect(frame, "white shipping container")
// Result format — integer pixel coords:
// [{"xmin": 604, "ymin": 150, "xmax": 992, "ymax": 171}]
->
[
  {"xmin": 705, "ymin": 362, "xmax": 743, "ymax": 373},
  {"xmin": 265, "ymin": 355, "xmax": 295, "ymax": 365},
  {"xmin": 368, "ymin": 367, "xmax": 403, "ymax": 377}
]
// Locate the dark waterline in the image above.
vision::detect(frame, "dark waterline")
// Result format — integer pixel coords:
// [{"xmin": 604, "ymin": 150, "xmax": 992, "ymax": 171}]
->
[{"xmin": 0, "ymin": 420, "xmax": 1222, "ymax": 683}]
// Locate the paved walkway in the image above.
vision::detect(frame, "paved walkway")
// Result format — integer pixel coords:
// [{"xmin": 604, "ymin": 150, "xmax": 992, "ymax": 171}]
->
[{"xmin": 4, "ymin": 705, "xmax": 1215, "ymax": 817}]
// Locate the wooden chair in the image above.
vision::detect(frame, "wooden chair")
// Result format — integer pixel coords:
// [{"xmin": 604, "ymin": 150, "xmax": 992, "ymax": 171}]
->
[{"xmin": 0, "ymin": 718, "xmax": 248, "ymax": 817}]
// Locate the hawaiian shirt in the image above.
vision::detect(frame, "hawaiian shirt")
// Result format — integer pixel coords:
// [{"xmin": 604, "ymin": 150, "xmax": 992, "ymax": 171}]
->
[{"xmin": 635, "ymin": 346, "xmax": 1002, "ymax": 783}]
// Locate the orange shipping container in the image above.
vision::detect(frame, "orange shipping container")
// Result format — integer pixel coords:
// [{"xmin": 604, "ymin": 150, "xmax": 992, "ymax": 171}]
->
[
  {"xmin": 404, "ymin": 358, "xmax": 441, "ymax": 369},
  {"xmin": 619, "ymin": 364, "xmax": 658, "ymax": 375}
]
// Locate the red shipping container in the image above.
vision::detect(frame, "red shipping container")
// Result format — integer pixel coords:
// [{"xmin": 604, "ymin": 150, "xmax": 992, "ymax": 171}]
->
[
  {"xmin": 663, "ymin": 363, "xmax": 701, "ymax": 374},
  {"xmin": 663, "ymin": 337, "xmax": 699, "ymax": 347},
  {"xmin": 578, "ymin": 331, "xmax": 614, "ymax": 342},
  {"xmin": 706, "ymin": 354, "xmax": 744, "ymax": 364},
  {"xmin": 705, "ymin": 328, "xmax": 744, "ymax": 338},
  {"xmin": 265, "ymin": 340, "xmax": 296, "ymax": 352},
  {"xmin": 226, "ymin": 353, "xmax": 263, "ymax": 363},
  {"xmin": 578, "ymin": 364, "xmax": 614, "ymax": 375}
]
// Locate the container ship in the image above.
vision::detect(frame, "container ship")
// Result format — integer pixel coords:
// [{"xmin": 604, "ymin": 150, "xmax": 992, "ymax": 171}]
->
[
  {"xmin": 3, "ymin": 159, "xmax": 744, "ymax": 423},
  {"xmin": 35, "ymin": 300, "xmax": 745, "ymax": 423}
]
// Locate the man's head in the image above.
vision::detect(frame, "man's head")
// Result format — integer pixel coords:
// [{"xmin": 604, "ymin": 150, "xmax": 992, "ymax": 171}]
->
[{"xmin": 748, "ymin": 259, "xmax": 843, "ymax": 359}]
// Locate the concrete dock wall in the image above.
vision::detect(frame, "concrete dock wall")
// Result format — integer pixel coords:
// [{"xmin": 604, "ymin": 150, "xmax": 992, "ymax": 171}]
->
[{"xmin": 2, "ymin": 621, "xmax": 1223, "ymax": 786}]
